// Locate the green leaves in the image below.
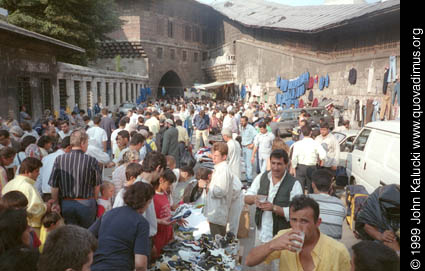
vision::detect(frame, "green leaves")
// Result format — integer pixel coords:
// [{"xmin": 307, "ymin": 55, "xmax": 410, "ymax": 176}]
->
[{"xmin": 0, "ymin": 0, "xmax": 122, "ymax": 64}]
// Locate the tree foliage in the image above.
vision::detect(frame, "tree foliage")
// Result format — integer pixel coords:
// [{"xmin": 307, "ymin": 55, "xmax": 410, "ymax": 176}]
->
[{"xmin": 0, "ymin": 0, "xmax": 122, "ymax": 64}]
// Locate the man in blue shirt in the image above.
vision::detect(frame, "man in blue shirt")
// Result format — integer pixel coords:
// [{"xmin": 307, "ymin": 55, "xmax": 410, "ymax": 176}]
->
[
  {"xmin": 193, "ymin": 110, "xmax": 210, "ymax": 152},
  {"xmin": 240, "ymin": 116, "xmax": 258, "ymax": 184}
]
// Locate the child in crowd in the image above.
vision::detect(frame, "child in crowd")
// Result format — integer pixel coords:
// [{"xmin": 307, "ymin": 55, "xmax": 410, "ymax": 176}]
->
[
  {"xmin": 0, "ymin": 191, "xmax": 41, "ymax": 249},
  {"xmin": 183, "ymin": 167, "xmax": 212, "ymax": 205},
  {"xmin": 112, "ymin": 163, "xmax": 143, "ymax": 208},
  {"xmin": 97, "ymin": 181, "xmax": 115, "ymax": 217},
  {"xmin": 166, "ymin": 155, "xmax": 179, "ymax": 183},
  {"xmin": 146, "ymin": 131, "xmax": 157, "ymax": 152},
  {"xmin": 39, "ymin": 212, "xmax": 64, "ymax": 252},
  {"xmin": 152, "ymin": 169, "xmax": 177, "ymax": 259},
  {"xmin": 170, "ymin": 166, "xmax": 195, "ymax": 209}
]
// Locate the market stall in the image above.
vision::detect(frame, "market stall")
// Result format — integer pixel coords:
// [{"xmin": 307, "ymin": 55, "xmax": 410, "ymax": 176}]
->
[{"xmin": 149, "ymin": 204, "xmax": 242, "ymax": 271}]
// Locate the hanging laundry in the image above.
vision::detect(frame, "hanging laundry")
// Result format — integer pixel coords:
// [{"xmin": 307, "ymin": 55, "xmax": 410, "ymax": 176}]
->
[
  {"xmin": 276, "ymin": 76, "xmax": 281, "ymax": 88},
  {"xmin": 314, "ymin": 75, "xmax": 319, "ymax": 84},
  {"xmin": 325, "ymin": 74, "xmax": 330, "ymax": 88},
  {"xmin": 308, "ymin": 76, "xmax": 314, "ymax": 89},
  {"xmin": 387, "ymin": 56, "xmax": 397, "ymax": 83},
  {"xmin": 382, "ymin": 67, "xmax": 389, "ymax": 95},
  {"xmin": 308, "ymin": 89, "xmax": 314, "ymax": 102},
  {"xmin": 299, "ymin": 99, "xmax": 304, "ymax": 108},
  {"xmin": 348, "ymin": 68, "xmax": 357, "ymax": 85},
  {"xmin": 241, "ymin": 85, "xmax": 246, "ymax": 99},
  {"xmin": 312, "ymin": 97, "xmax": 318, "ymax": 107},
  {"xmin": 319, "ymin": 76, "xmax": 325, "ymax": 91},
  {"xmin": 252, "ymin": 85, "xmax": 261, "ymax": 96}
]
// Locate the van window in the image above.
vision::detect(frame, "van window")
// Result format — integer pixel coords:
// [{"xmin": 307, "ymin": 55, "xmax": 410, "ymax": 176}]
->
[
  {"xmin": 353, "ymin": 129, "xmax": 371, "ymax": 151},
  {"xmin": 387, "ymin": 138, "xmax": 400, "ymax": 172}
]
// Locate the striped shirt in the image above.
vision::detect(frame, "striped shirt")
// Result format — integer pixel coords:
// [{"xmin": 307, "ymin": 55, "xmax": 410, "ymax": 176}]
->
[
  {"xmin": 48, "ymin": 150, "xmax": 102, "ymax": 199},
  {"xmin": 309, "ymin": 193, "xmax": 346, "ymax": 240}
]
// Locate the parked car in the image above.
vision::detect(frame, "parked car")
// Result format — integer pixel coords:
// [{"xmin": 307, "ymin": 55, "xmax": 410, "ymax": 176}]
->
[
  {"xmin": 332, "ymin": 129, "xmax": 360, "ymax": 167},
  {"xmin": 345, "ymin": 120, "xmax": 400, "ymax": 194},
  {"xmin": 118, "ymin": 102, "xmax": 136, "ymax": 114},
  {"xmin": 271, "ymin": 107, "xmax": 336, "ymax": 137}
]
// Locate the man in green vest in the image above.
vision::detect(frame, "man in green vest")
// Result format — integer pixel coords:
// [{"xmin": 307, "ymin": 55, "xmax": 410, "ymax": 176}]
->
[{"xmin": 245, "ymin": 149, "xmax": 303, "ymax": 247}]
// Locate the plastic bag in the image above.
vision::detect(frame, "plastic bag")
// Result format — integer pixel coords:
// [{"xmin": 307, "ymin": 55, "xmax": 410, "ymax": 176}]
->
[{"xmin": 180, "ymin": 147, "xmax": 196, "ymax": 169}]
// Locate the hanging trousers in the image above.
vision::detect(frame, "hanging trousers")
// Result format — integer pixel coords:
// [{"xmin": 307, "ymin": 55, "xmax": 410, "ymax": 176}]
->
[
  {"xmin": 380, "ymin": 95, "xmax": 391, "ymax": 120},
  {"xmin": 365, "ymin": 99, "xmax": 374, "ymax": 124}
]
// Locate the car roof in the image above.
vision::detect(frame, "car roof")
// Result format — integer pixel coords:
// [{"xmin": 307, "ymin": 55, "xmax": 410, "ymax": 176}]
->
[
  {"xmin": 281, "ymin": 107, "xmax": 325, "ymax": 113},
  {"xmin": 364, "ymin": 120, "xmax": 400, "ymax": 134},
  {"xmin": 332, "ymin": 129, "xmax": 359, "ymax": 137}
]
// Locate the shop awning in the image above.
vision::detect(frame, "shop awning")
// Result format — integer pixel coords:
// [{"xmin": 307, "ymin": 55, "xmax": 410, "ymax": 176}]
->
[{"xmin": 193, "ymin": 81, "xmax": 234, "ymax": 90}]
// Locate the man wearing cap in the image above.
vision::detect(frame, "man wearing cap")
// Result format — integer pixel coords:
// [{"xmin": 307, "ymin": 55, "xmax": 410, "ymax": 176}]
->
[{"xmin": 161, "ymin": 119, "xmax": 180, "ymax": 167}]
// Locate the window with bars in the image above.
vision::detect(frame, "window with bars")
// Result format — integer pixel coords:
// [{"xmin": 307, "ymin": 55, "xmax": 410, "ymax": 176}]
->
[
  {"xmin": 113, "ymin": 82, "xmax": 117, "ymax": 105},
  {"xmin": 87, "ymin": 81, "xmax": 93, "ymax": 108},
  {"xmin": 185, "ymin": 25, "xmax": 191, "ymax": 41},
  {"xmin": 105, "ymin": 82, "xmax": 110, "ymax": 106},
  {"xmin": 168, "ymin": 20, "xmax": 173, "ymax": 38},
  {"xmin": 170, "ymin": 49, "xmax": 175, "ymax": 60},
  {"xmin": 120, "ymin": 83, "xmax": 123, "ymax": 104},
  {"xmin": 182, "ymin": 50, "xmax": 187, "ymax": 62},
  {"xmin": 194, "ymin": 52, "xmax": 198, "ymax": 62},
  {"xmin": 41, "ymin": 79, "xmax": 52, "ymax": 112},
  {"xmin": 58, "ymin": 79, "xmax": 67, "ymax": 109},
  {"xmin": 17, "ymin": 77, "xmax": 32, "ymax": 113},
  {"xmin": 97, "ymin": 82, "xmax": 102, "ymax": 104},
  {"xmin": 74, "ymin": 80, "xmax": 80, "ymax": 108},
  {"xmin": 193, "ymin": 27, "xmax": 200, "ymax": 42},
  {"xmin": 157, "ymin": 47, "xmax": 163, "ymax": 59}
]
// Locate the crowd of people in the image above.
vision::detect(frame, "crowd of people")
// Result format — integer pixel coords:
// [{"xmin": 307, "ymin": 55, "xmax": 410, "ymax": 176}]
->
[{"xmin": 0, "ymin": 97, "xmax": 399, "ymax": 271}]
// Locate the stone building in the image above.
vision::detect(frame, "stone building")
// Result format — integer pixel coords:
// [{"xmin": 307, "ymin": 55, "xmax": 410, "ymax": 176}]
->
[
  {"xmin": 0, "ymin": 20, "xmax": 84, "ymax": 121},
  {"xmin": 0, "ymin": 19, "xmax": 148, "ymax": 122},
  {"xmin": 106, "ymin": 0, "xmax": 400, "ymax": 113}
]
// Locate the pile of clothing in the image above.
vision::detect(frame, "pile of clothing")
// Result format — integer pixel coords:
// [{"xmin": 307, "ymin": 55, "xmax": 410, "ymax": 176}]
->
[{"xmin": 149, "ymin": 231, "xmax": 240, "ymax": 271}]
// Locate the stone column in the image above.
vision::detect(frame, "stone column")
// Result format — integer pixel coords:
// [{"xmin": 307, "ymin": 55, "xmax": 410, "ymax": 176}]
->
[
  {"xmin": 52, "ymin": 77, "xmax": 61, "ymax": 117},
  {"xmin": 100, "ymin": 80, "xmax": 106, "ymax": 108},
  {"xmin": 66, "ymin": 78, "xmax": 75, "ymax": 113},
  {"xmin": 124, "ymin": 81, "xmax": 128, "ymax": 102},
  {"xmin": 81, "ymin": 79, "xmax": 88, "ymax": 112}
]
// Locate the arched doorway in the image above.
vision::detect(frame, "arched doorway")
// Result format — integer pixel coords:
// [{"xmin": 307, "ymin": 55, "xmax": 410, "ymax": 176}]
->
[{"xmin": 157, "ymin": 71, "xmax": 183, "ymax": 98}]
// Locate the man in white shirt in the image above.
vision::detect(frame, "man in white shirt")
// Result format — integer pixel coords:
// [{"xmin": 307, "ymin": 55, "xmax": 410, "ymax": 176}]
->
[
  {"xmin": 315, "ymin": 122, "xmax": 340, "ymax": 175},
  {"xmin": 198, "ymin": 142, "xmax": 234, "ymax": 237},
  {"xmin": 175, "ymin": 119, "xmax": 189, "ymax": 147},
  {"xmin": 222, "ymin": 110, "xmax": 233, "ymax": 131},
  {"xmin": 290, "ymin": 125, "xmax": 326, "ymax": 193},
  {"xmin": 251, "ymin": 122, "xmax": 275, "ymax": 173},
  {"xmin": 221, "ymin": 128, "xmax": 241, "ymax": 179},
  {"xmin": 86, "ymin": 116, "xmax": 108, "ymax": 152},
  {"xmin": 145, "ymin": 111, "xmax": 160, "ymax": 138},
  {"xmin": 244, "ymin": 149, "xmax": 303, "ymax": 271},
  {"xmin": 36, "ymin": 136, "xmax": 72, "ymax": 199},
  {"xmin": 58, "ymin": 120, "xmax": 72, "ymax": 140}
]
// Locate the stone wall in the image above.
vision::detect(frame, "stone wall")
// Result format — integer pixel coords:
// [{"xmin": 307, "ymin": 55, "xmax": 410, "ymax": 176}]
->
[
  {"xmin": 108, "ymin": 0, "xmax": 221, "ymax": 97},
  {"xmin": 0, "ymin": 35, "xmax": 58, "ymax": 121}
]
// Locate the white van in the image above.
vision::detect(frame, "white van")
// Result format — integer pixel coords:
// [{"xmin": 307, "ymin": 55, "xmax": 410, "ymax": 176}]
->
[{"xmin": 345, "ymin": 120, "xmax": 400, "ymax": 194}]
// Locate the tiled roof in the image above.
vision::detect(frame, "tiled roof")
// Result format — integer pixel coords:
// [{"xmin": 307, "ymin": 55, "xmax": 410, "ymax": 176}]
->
[{"xmin": 196, "ymin": 0, "xmax": 399, "ymax": 32}]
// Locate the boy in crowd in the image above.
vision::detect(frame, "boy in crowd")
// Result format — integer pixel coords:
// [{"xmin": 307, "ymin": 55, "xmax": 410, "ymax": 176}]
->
[{"xmin": 97, "ymin": 181, "xmax": 115, "ymax": 217}]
